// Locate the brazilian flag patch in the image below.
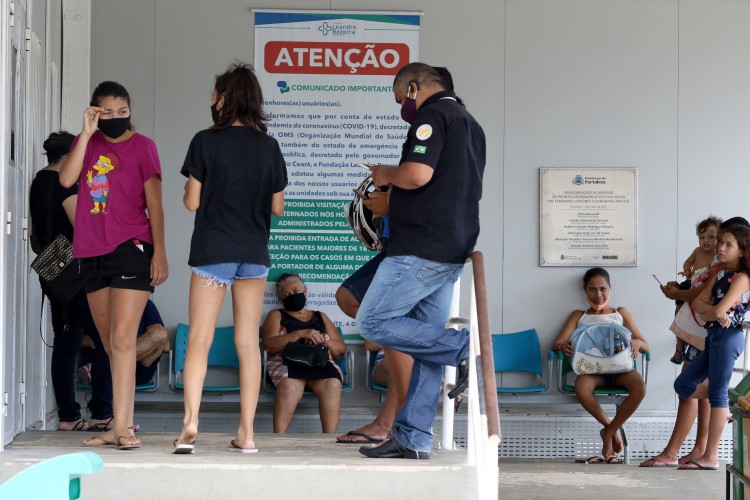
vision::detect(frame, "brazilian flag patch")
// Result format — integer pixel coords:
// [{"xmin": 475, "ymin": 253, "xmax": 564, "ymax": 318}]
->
[{"xmin": 413, "ymin": 145, "xmax": 427, "ymax": 154}]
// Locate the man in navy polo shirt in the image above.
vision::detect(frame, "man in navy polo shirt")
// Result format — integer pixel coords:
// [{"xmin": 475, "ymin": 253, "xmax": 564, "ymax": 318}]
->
[{"xmin": 357, "ymin": 62, "xmax": 486, "ymax": 459}]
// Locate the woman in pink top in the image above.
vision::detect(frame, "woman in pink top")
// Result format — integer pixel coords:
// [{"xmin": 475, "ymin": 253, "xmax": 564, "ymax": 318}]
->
[{"xmin": 60, "ymin": 81, "xmax": 168, "ymax": 450}]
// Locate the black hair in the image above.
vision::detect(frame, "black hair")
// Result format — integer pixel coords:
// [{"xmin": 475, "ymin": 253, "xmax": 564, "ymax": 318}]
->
[
  {"xmin": 43, "ymin": 131, "xmax": 75, "ymax": 164},
  {"xmin": 275, "ymin": 273, "xmax": 304, "ymax": 294},
  {"xmin": 721, "ymin": 225, "xmax": 750, "ymax": 274},
  {"xmin": 432, "ymin": 66, "xmax": 465, "ymax": 108},
  {"xmin": 90, "ymin": 81, "xmax": 131, "ymax": 107},
  {"xmin": 213, "ymin": 62, "xmax": 269, "ymax": 133},
  {"xmin": 721, "ymin": 217, "xmax": 750, "ymax": 230},
  {"xmin": 696, "ymin": 215, "xmax": 722, "ymax": 235},
  {"xmin": 582, "ymin": 267, "xmax": 610, "ymax": 289},
  {"xmin": 393, "ymin": 63, "xmax": 443, "ymax": 93}
]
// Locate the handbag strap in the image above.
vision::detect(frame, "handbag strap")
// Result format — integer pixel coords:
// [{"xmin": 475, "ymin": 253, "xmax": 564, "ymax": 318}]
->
[{"xmin": 688, "ymin": 303, "xmax": 705, "ymax": 327}]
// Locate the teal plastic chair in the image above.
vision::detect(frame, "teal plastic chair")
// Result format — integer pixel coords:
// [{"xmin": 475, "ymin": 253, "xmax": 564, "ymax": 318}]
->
[
  {"xmin": 0, "ymin": 451, "xmax": 103, "ymax": 499},
  {"xmin": 169, "ymin": 323, "xmax": 240, "ymax": 392},
  {"xmin": 492, "ymin": 329, "xmax": 552, "ymax": 394},
  {"xmin": 365, "ymin": 350, "xmax": 388, "ymax": 393},
  {"xmin": 76, "ymin": 367, "xmax": 159, "ymax": 393},
  {"xmin": 552, "ymin": 348, "xmax": 650, "ymax": 464}
]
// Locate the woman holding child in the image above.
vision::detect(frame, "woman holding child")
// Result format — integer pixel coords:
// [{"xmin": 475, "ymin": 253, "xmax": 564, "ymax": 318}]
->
[{"xmin": 553, "ymin": 267, "xmax": 649, "ymax": 463}]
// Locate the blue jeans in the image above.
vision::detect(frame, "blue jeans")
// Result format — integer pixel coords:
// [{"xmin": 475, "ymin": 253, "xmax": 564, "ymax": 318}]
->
[
  {"xmin": 356, "ymin": 255, "xmax": 469, "ymax": 451},
  {"xmin": 674, "ymin": 324, "xmax": 745, "ymax": 408}
]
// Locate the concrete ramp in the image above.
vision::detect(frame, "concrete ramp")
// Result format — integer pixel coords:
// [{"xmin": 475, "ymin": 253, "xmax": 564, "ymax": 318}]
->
[{"xmin": 2, "ymin": 432, "xmax": 474, "ymax": 500}]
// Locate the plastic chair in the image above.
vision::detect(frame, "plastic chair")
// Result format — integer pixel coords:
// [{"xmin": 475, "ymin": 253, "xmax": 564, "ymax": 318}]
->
[
  {"xmin": 0, "ymin": 451, "xmax": 103, "ymax": 499},
  {"xmin": 492, "ymin": 329, "xmax": 551, "ymax": 394},
  {"xmin": 76, "ymin": 366, "xmax": 159, "ymax": 393},
  {"xmin": 552, "ymin": 349, "xmax": 650, "ymax": 464},
  {"xmin": 262, "ymin": 350, "xmax": 354, "ymax": 394},
  {"xmin": 169, "ymin": 323, "xmax": 240, "ymax": 392},
  {"xmin": 365, "ymin": 350, "xmax": 388, "ymax": 393}
]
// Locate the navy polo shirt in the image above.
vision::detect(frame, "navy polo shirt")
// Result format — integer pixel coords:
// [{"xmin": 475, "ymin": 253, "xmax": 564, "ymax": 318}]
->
[{"xmin": 386, "ymin": 90, "xmax": 486, "ymax": 264}]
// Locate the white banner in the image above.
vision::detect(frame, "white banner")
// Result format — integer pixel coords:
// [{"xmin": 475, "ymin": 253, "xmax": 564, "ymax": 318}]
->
[{"xmin": 254, "ymin": 10, "xmax": 421, "ymax": 333}]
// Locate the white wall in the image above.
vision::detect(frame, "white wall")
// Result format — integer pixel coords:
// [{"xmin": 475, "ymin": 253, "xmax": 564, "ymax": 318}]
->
[{"xmin": 84, "ymin": 0, "xmax": 750, "ymax": 413}]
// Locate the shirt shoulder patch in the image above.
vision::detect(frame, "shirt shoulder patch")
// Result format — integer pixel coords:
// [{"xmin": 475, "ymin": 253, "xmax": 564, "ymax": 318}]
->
[{"xmin": 415, "ymin": 124, "xmax": 433, "ymax": 141}]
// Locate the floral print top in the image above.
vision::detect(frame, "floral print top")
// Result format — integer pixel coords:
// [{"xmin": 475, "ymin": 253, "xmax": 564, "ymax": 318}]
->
[{"xmin": 709, "ymin": 270, "xmax": 750, "ymax": 329}]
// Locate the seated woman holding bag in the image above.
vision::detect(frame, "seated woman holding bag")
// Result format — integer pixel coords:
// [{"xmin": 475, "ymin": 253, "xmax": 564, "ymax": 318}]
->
[
  {"xmin": 262, "ymin": 273, "xmax": 346, "ymax": 433},
  {"xmin": 552, "ymin": 267, "xmax": 649, "ymax": 464}
]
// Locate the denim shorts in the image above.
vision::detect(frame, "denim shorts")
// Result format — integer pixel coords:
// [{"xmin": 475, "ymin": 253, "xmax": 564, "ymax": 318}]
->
[{"xmin": 192, "ymin": 262, "xmax": 269, "ymax": 287}]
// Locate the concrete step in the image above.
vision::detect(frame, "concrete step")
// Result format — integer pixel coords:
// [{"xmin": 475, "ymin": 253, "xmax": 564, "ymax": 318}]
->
[{"xmin": 2, "ymin": 431, "xmax": 474, "ymax": 500}]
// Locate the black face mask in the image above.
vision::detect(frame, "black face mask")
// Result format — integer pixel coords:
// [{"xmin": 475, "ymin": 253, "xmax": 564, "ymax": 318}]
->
[
  {"xmin": 210, "ymin": 103, "xmax": 219, "ymax": 124},
  {"xmin": 282, "ymin": 293, "xmax": 306, "ymax": 312},
  {"xmin": 98, "ymin": 117, "xmax": 130, "ymax": 139}
]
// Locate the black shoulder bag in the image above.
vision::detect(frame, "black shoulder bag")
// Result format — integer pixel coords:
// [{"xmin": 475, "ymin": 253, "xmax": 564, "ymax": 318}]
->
[{"xmin": 30, "ymin": 178, "xmax": 83, "ymax": 304}]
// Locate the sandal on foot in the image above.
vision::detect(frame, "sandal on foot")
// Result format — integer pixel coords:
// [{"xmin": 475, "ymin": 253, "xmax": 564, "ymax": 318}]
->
[
  {"xmin": 336, "ymin": 431, "xmax": 385, "ymax": 444},
  {"xmin": 87, "ymin": 417, "xmax": 114, "ymax": 431},
  {"xmin": 679, "ymin": 460, "xmax": 718, "ymax": 470},
  {"xmin": 228, "ymin": 439, "xmax": 257, "ymax": 454},
  {"xmin": 605, "ymin": 455, "xmax": 624, "ymax": 464},
  {"xmin": 172, "ymin": 438, "xmax": 195, "ymax": 454},
  {"xmin": 115, "ymin": 435, "xmax": 141, "ymax": 450},
  {"xmin": 58, "ymin": 419, "xmax": 88, "ymax": 431},
  {"xmin": 640, "ymin": 456, "xmax": 678, "ymax": 467},
  {"xmin": 575, "ymin": 455, "xmax": 606, "ymax": 464},
  {"xmin": 81, "ymin": 435, "xmax": 115, "ymax": 447}
]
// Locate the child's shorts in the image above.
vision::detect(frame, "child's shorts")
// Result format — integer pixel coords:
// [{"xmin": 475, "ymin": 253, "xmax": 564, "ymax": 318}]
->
[
  {"xmin": 192, "ymin": 262, "xmax": 269, "ymax": 287},
  {"xmin": 80, "ymin": 239, "xmax": 154, "ymax": 294}
]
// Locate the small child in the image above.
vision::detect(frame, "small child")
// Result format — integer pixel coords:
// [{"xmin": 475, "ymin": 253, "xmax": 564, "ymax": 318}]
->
[{"xmin": 671, "ymin": 215, "xmax": 721, "ymax": 364}]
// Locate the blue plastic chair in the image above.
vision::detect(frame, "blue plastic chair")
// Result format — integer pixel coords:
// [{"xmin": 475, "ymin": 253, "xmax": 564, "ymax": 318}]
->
[
  {"xmin": 365, "ymin": 350, "xmax": 388, "ymax": 393},
  {"xmin": 492, "ymin": 329, "xmax": 551, "ymax": 394},
  {"xmin": 0, "ymin": 451, "xmax": 103, "ymax": 499},
  {"xmin": 76, "ymin": 367, "xmax": 159, "ymax": 393},
  {"xmin": 169, "ymin": 323, "xmax": 241, "ymax": 392}
]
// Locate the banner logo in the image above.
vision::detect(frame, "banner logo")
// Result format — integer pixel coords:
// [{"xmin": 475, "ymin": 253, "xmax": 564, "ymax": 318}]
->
[
  {"xmin": 277, "ymin": 80, "xmax": 291, "ymax": 94},
  {"xmin": 265, "ymin": 41, "xmax": 409, "ymax": 75}
]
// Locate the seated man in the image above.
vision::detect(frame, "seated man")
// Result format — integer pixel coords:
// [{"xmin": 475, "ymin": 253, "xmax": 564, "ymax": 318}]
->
[{"xmin": 78, "ymin": 299, "xmax": 169, "ymax": 430}]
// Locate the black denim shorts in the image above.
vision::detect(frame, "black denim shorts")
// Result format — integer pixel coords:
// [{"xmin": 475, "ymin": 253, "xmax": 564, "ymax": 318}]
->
[{"xmin": 80, "ymin": 239, "xmax": 154, "ymax": 294}]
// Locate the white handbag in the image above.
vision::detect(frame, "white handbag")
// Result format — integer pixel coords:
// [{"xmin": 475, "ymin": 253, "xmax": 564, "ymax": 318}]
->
[{"xmin": 570, "ymin": 323, "xmax": 634, "ymax": 375}]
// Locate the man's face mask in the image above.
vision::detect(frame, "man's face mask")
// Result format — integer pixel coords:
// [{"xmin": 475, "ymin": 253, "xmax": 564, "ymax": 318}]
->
[
  {"xmin": 98, "ymin": 117, "xmax": 130, "ymax": 139},
  {"xmin": 400, "ymin": 84, "xmax": 418, "ymax": 124}
]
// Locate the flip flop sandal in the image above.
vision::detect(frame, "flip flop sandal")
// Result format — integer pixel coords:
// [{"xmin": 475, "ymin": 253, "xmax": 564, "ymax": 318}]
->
[
  {"xmin": 605, "ymin": 456, "xmax": 624, "ymax": 464},
  {"xmin": 88, "ymin": 417, "xmax": 114, "ymax": 431},
  {"xmin": 115, "ymin": 435, "xmax": 141, "ymax": 450},
  {"xmin": 228, "ymin": 439, "xmax": 258, "ymax": 454},
  {"xmin": 81, "ymin": 435, "xmax": 115, "ymax": 447},
  {"xmin": 172, "ymin": 438, "xmax": 196, "ymax": 454},
  {"xmin": 679, "ymin": 460, "xmax": 719, "ymax": 470},
  {"xmin": 59, "ymin": 419, "xmax": 88, "ymax": 431},
  {"xmin": 639, "ymin": 457, "xmax": 678, "ymax": 467},
  {"xmin": 336, "ymin": 431, "xmax": 385, "ymax": 444},
  {"xmin": 575, "ymin": 455, "xmax": 606, "ymax": 464}
]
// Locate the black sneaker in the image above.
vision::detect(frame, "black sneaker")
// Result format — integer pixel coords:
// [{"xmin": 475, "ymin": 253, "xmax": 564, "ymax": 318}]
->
[{"xmin": 448, "ymin": 358, "xmax": 468, "ymax": 399}]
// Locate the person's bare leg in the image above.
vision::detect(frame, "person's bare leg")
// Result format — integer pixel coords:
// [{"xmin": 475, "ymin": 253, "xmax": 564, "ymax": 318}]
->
[
  {"xmin": 600, "ymin": 371, "xmax": 645, "ymax": 458},
  {"xmin": 108, "ymin": 288, "xmax": 150, "ymax": 447},
  {"xmin": 336, "ymin": 349, "xmax": 413, "ymax": 442},
  {"xmin": 681, "ymin": 406, "xmax": 725, "ymax": 469},
  {"xmin": 136, "ymin": 324, "xmax": 169, "ymax": 367},
  {"xmin": 683, "ymin": 397, "xmax": 710, "ymax": 461},
  {"xmin": 574, "ymin": 375, "xmax": 615, "ymax": 457},
  {"xmin": 176, "ymin": 273, "xmax": 227, "ymax": 446},
  {"xmin": 81, "ymin": 288, "xmax": 113, "ymax": 446},
  {"xmin": 309, "ymin": 377, "xmax": 343, "ymax": 433},
  {"xmin": 642, "ymin": 396, "xmax": 698, "ymax": 465},
  {"xmin": 230, "ymin": 277, "xmax": 265, "ymax": 449},
  {"xmin": 336, "ymin": 286, "xmax": 360, "ymax": 319},
  {"xmin": 273, "ymin": 378, "xmax": 305, "ymax": 433}
]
